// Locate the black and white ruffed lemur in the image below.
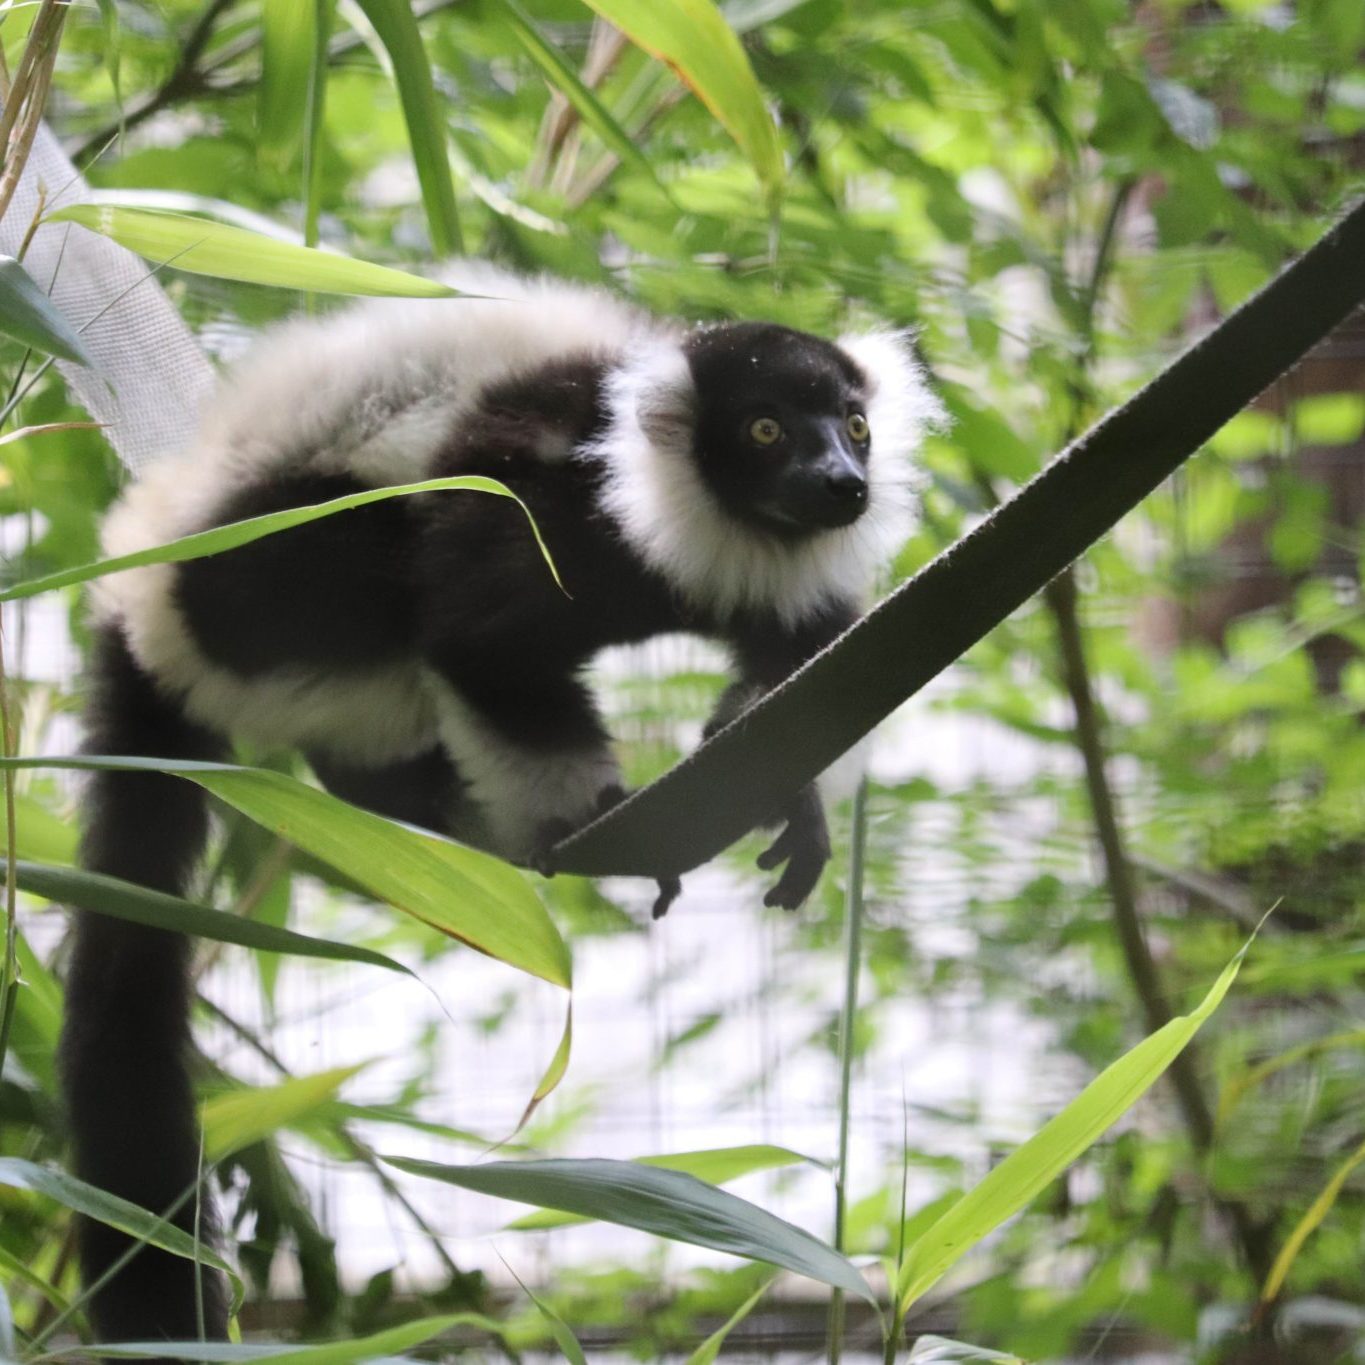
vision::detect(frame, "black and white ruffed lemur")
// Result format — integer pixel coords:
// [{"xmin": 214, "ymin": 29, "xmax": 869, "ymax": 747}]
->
[{"xmin": 63, "ymin": 263, "xmax": 945, "ymax": 1343}]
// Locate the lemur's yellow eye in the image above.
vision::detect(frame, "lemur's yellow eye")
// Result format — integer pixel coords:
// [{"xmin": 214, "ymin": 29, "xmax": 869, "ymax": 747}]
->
[
  {"xmin": 847, "ymin": 412, "xmax": 870, "ymax": 442},
  {"xmin": 749, "ymin": 417, "xmax": 783, "ymax": 446}
]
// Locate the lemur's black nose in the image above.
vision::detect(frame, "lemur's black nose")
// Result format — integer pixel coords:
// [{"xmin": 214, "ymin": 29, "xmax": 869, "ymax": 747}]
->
[{"xmin": 825, "ymin": 468, "xmax": 868, "ymax": 501}]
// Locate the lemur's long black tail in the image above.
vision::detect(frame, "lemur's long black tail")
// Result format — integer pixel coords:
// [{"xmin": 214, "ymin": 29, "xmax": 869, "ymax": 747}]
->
[{"xmin": 60, "ymin": 625, "xmax": 230, "ymax": 1343}]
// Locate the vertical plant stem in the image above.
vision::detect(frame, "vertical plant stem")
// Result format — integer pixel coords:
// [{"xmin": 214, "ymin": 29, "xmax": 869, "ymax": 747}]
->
[
  {"xmin": 0, "ymin": 603, "xmax": 19, "ymax": 1076},
  {"xmin": 828, "ymin": 777, "xmax": 868, "ymax": 1365},
  {"xmin": 302, "ymin": 0, "xmax": 331, "ymax": 250}
]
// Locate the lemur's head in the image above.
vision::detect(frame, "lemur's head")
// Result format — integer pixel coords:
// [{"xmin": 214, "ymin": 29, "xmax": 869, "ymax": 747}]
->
[
  {"xmin": 591, "ymin": 315, "xmax": 945, "ymax": 623},
  {"xmin": 683, "ymin": 323, "xmax": 872, "ymax": 537}
]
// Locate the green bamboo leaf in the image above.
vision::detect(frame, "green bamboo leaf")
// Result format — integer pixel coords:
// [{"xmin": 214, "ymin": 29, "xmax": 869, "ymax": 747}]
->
[
  {"xmin": 350, "ymin": 0, "xmax": 462, "ymax": 254},
  {"xmin": 1261, "ymin": 1134, "xmax": 1365, "ymax": 1304},
  {"xmin": 0, "ymin": 1243, "xmax": 72, "ymax": 1320},
  {"xmin": 501, "ymin": 1259, "xmax": 588, "ymax": 1365},
  {"xmin": 44, "ymin": 205, "xmax": 455, "ymax": 298},
  {"xmin": 0, "ymin": 1159, "xmax": 241, "ymax": 1303},
  {"xmin": 580, "ymin": 0, "xmax": 784, "ymax": 203},
  {"xmin": 12, "ymin": 793, "xmax": 77, "ymax": 864},
  {"xmin": 387, "ymin": 1156, "xmax": 875, "ymax": 1304},
  {"xmin": 0, "ymin": 758, "xmax": 571, "ymax": 990},
  {"xmin": 906, "ymin": 1338, "xmax": 1025, "ymax": 1364},
  {"xmin": 49, "ymin": 1312, "xmax": 509, "ymax": 1362},
  {"xmin": 498, "ymin": 0, "xmax": 673, "ymax": 202},
  {"xmin": 685, "ymin": 1277, "xmax": 772, "ymax": 1364},
  {"xmin": 202, "ymin": 1065, "xmax": 369, "ymax": 1161},
  {"xmin": 897, "ymin": 947, "xmax": 1248, "ymax": 1312},
  {"xmin": 0, "ymin": 257, "xmax": 95, "ymax": 367},
  {"xmin": 0, "ymin": 476, "xmax": 561, "ymax": 604},
  {"xmin": 259, "ymin": 0, "xmax": 317, "ymax": 163},
  {"xmin": 94, "ymin": 0, "xmax": 122, "ymax": 110},
  {"xmin": 3, "ymin": 859, "xmax": 412, "ymax": 977},
  {"xmin": 507, "ymin": 1143, "xmax": 813, "ymax": 1229}
]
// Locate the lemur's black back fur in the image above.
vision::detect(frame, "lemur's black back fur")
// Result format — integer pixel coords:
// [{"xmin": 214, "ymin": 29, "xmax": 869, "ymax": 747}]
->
[{"xmin": 62, "ymin": 627, "xmax": 230, "ymax": 1342}]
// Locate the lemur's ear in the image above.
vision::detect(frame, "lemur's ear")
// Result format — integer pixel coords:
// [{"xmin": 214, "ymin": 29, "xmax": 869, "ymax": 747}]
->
[{"xmin": 836, "ymin": 329, "xmax": 949, "ymax": 464}]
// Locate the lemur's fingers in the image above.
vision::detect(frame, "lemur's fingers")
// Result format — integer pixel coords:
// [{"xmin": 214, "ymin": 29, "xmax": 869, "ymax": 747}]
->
[
  {"xmin": 595, "ymin": 783, "xmax": 628, "ymax": 814},
  {"xmin": 758, "ymin": 784, "xmax": 830, "ymax": 908},
  {"xmin": 651, "ymin": 876, "xmax": 683, "ymax": 919},
  {"xmin": 763, "ymin": 846, "xmax": 826, "ymax": 910},
  {"xmin": 757, "ymin": 822, "xmax": 799, "ymax": 871}
]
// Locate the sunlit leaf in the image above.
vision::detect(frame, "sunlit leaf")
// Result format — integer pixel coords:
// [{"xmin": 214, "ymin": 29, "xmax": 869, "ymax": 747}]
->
[
  {"xmin": 202, "ymin": 1065, "xmax": 369, "ymax": 1161},
  {"xmin": 0, "ymin": 758, "xmax": 571, "ymax": 990},
  {"xmin": 0, "ymin": 476, "xmax": 560, "ymax": 603},
  {"xmin": 387, "ymin": 1156, "xmax": 875, "ymax": 1303},
  {"xmin": 580, "ymin": 0, "xmax": 784, "ymax": 203},
  {"xmin": 897, "ymin": 946, "xmax": 1248, "ymax": 1311},
  {"xmin": 44, "ymin": 205, "xmax": 455, "ymax": 297}
]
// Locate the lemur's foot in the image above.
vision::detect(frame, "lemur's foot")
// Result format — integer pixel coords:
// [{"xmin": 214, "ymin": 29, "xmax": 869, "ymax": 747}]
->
[{"xmin": 652, "ymin": 876, "xmax": 683, "ymax": 919}]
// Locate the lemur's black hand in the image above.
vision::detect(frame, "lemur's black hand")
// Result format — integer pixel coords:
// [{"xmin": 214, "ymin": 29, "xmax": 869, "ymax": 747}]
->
[{"xmin": 758, "ymin": 784, "xmax": 830, "ymax": 910}]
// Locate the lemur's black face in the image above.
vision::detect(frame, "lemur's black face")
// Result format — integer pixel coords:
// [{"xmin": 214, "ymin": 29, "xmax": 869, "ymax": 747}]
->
[{"xmin": 684, "ymin": 322, "xmax": 872, "ymax": 537}]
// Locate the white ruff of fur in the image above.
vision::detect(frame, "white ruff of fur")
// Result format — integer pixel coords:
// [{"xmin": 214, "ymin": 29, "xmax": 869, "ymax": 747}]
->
[{"xmin": 588, "ymin": 329, "xmax": 946, "ymax": 627}]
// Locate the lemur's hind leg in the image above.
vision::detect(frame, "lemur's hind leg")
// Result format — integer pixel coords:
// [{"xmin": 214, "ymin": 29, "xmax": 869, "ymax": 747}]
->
[
  {"xmin": 306, "ymin": 745, "xmax": 462, "ymax": 833},
  {"xmin": 62, "ymin": 625, "xmax": 231, "ymax": 1344}
]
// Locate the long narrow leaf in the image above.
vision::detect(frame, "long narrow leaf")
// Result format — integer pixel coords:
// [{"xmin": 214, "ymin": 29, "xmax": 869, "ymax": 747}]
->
[
  {"xmin": 350, "ymin": 0, "xmax": 462, "ymax": 254},
  {"xmin": 581, "ymin": 0, "xmax": 783, "ymax": 203},
  {"xmin": 45, "ymin": 205, "xmax": 456, "ymax": 298},
  {"xmin": 1261, "ymin": 1134, "xmax": 1365, "ymax": 1304},
  {"xmin": 507, "ymin": 1142, "xmax": 813, "ymax": 1229},
  {"xmin": 0, "ymin": 1159, "xmax": 240, "ymax": 1296},
  {"xmin": 4, "ymin": 859, "xmax": 411, "ymax": 975},
  {"xmin": 259, "ymin": 0, "xmax": 316, "ymax": 163},
  {"xmin": 0, "ymin": 476, "xmax": 560, "ymax": 604},
  {"xmin": 0, "ymin": 256, "xmax": 95, "ymax": 367},
  {"xmin": 0, "ymin": 757, "xmax": 572, "ymax": 990},
  {"xmin": 896, "ymin": 947, "xmax": 1247, "ymax": 1311},
  {"xmin": 48, "ymin": 1312, "xmax": 510, "ymax": 1362},
  {"xmin": 386, "ymin": 1156, "xmax": 876, "ymax": 1304},
  {"xmin": 685, "ymin": 1277, "xmax": 773, "ymax": 1364}
]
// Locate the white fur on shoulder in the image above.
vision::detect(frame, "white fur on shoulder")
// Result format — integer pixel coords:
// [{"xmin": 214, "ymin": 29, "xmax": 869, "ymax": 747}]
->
[{"xmin": 588, "ymin": 328, "xmax": 946, "ymax": 626}]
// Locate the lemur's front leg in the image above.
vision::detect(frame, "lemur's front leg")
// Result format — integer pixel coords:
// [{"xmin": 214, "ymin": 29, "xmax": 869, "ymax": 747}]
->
[{"xmin": 714, "ymin": 602, "xmax": 858, "ymax": 910}]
